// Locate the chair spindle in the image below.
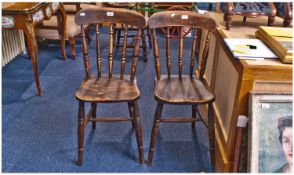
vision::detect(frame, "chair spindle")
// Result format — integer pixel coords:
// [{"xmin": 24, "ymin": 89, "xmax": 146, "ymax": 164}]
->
[
  {"xmin": 95, "ymin": 24, "xmax": 101, "ymax": 78},
  {"xmin": 120, "ymin": 25, "xmax": 128, "ymax": 79},
  {"xmin": 199, "ymin": 32, "xmax": 211, "ymax": 81},
  {"xmin": 166, "ymin": 27, "xmax": 171, "ymax": 78},
  {"xmin": 130, "ymin": 29, "xmax": 141, "ymax": 83},
  {"xmin": 109, "ymin": 24, "xmax": 114, "ymax": 78},
  {"xmin": 81, "ymin": 25, "xmax": 91, "ymax": 79},
  {"xmin": 178, "ymin": 27, "xmax": 183, "ymax": 78},
  {"xmin": 152, "ymin": 29, "xmax": 161, "ymax": 80},
  {"xmin": 190, "ymin": 28, "xmax": 197, "ymax": 77}
]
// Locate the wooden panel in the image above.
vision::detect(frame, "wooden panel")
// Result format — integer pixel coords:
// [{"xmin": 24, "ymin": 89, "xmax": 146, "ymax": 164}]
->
[
  {"xmin": 214, "ymin": 46, "xmax": 239, "ymax": 142},
  {"xmin": 253, "ymin": 81, "xmax": 292, "ymax": 93}
]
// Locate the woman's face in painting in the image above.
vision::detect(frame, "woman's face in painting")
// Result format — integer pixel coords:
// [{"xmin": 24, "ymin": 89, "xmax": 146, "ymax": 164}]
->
[{"xmin": 282, "ymin": 127, "xmax": 293, "ymax": 166}]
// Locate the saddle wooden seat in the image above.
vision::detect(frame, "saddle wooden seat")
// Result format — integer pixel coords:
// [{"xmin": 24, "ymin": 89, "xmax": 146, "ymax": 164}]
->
[
  {"xmin": 155, "ymin": 75, "xmax": 214, "ymax": 104},
  {"xmin": 76, "ymin": 75, "xmax": 140, "ymax": 103}
]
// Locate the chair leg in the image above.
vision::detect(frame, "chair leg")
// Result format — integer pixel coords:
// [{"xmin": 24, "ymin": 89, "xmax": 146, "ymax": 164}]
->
[
  {"xmin": 69, "ymin": 37, "xmax": 76, "ymax": 59},
  {"xmin": 147, "ymin": 102, "xmax": 163, "ymax": 166},
  {"xmin": 128, "ymin": 102, "xmax": 135, "ymax": 128},
  {"xmin": 77, "ymin": 101, "xmax": 85, "ymax": 166},
  {"xmin": 141, "ymin": 29, "xmax": 147, "ymax": 62},
  {"xmin": 116, "ymin": 29, "xmax": 121, "ymax": 48},
  {"xmin": 61, "ymin": 31, "xmax": 67, "ymax": 60},
  {"xmin": 146, "ymin": 26, "xmax": 152, "ymax": 48},
  {"xmin": 85, "ymin": 27, "xmax": 91, "ymax": 43},
  {"xmin": 242, "ymin": 16, "xmax": 247, "ymax": 22},
  {"xmin": 268, "ymin": 16, "xmax": 275, "ymax": 26},
  {"xmin": 132, "ymin": 101, "xmax": 144, "ymax": 164},
  {"xmin": 91, "ymin": 103, "xmax": 96, "ymax": 129},
  {"xmin": 192, "ymin": 105, "xmax": 197, "ymax": 128},
  {"xmin": 208, "ymin": 102, "xmax": 215, "ymax": 164}
]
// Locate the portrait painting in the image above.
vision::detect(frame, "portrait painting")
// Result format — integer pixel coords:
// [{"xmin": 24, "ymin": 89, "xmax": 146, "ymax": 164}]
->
[{"xmin": 248, "ymin": 93, "xmax": 292, "ymax": 173}]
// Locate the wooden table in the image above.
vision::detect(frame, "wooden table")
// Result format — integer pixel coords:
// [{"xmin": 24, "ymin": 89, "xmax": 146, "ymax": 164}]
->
[
  {"xmin": 2, "ymin": 2, "xmax": 66, "ymax": 96},
  {"xmin": 197, "ymin": 12, "xmax": 292, "ymax": 172}
]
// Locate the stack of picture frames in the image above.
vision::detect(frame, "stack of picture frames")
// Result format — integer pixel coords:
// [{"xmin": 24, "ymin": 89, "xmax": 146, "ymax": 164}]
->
[{"xmin": 248, "ymin": 92, "xmax": 292, "ymax": 173}]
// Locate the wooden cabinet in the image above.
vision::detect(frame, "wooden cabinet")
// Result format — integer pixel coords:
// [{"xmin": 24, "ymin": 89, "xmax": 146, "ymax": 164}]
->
[{"xmin": 197, "ymin": 12, "xmax": 292, "ymax": 172}]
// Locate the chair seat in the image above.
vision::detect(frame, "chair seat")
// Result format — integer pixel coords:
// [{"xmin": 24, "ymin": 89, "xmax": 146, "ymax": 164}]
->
[
  {"xmin": 75, "ymin": 75, "xmax": 140, "ymax": 102},
  {"xmin": 154, "ymin": 75, "xmax": 214, "ymax": 104},
  {"xmin": 36, "ymin": 15, "xmax": 86, "ymax": 40}
]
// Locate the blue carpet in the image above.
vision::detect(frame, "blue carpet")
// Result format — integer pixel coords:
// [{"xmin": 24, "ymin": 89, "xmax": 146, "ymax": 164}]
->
[{"xmin": 2, "ymin": 27, "xmax": 215, "ymax": 172}]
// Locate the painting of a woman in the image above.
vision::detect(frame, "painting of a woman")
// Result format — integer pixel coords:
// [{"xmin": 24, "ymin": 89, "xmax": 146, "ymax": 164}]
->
[{"xmin": 274, "ymin": 117, "xmax": 292, "ymax": 173}]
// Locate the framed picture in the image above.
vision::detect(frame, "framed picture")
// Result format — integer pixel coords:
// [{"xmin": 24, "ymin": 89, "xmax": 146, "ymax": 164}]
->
[{"xmin": 248, "ymin": 92, "xmax": 292, "ymax": 173}]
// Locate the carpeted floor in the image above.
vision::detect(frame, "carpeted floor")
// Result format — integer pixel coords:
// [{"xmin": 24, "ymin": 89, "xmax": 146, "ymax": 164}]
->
[{"xmin": 2, "ymin": 26, "xmax": 214, "ymax": 172}]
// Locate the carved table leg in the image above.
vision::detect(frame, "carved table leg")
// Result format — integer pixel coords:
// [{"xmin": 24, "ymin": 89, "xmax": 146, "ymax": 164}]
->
[
  {"xmin": 23, "ymin": 20, "xmax": 43, "ymax": 96},
  {"xmin": 224, "ymin": 3, "xmax": 234, "ymax": 30}
]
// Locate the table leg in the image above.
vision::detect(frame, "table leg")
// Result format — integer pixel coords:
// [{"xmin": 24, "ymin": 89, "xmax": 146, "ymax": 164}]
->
[{"xmin": 23, "ymin": 20, "xmax": 43, "ymax": 96}]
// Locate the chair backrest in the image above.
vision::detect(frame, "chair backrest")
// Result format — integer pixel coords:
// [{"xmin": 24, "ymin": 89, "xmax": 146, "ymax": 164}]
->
[
  {"xmin": 148, "ymin": 11, "xmax": 216, "ymax": 81},
  {"xmin": 75, "ymin": 7, "xmax": 146, "ymax": 82}
]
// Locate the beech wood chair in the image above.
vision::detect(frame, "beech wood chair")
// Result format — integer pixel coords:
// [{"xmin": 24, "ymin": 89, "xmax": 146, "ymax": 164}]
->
[
  {"xmin": 146, "ymin": 11, "xmax": 216, "ymax": 166},
  {"xmin": 74, "ymin": 7, "xmax": 145, "ymax": 166}
]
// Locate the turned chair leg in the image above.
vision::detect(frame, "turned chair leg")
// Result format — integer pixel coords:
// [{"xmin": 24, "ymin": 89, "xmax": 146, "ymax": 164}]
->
[
  {"xmin": 141, "ymin": 29, "xmax": 147, "ymax": 62},
  {"xmin": 128, "ymin": 102, "xmax": 135, "ymax": 128},
  {"xmin": 91, "ymin": 103, "xmax": 96, "ymax": 129},
  {"xmin": 69, "ymin": 37, "xmax": 76, "ymax": 59},
  {"xmin": 147, "ymin": 102, "xmax": 163, "ymax": 166},
  {"xmin": 77, "ymin": 101, "xmax": 85, "ymax": 166},
  {"xmin": 116, "ymin": 29, "xmax": 121, "ymax": 48},
  {"xmin": 146, "ymin": 26, "xmax": 152, "ymax": 48},
  {"xmin": 208, "ymin": 102, "xmax": 215, "ymax": 164},
  {"xmin": 85, "ymin": 27, "xmax": 91, "ymax": 43},
  {"xmin": 268, "ymin": 16, "xmax": 275, "ymax": 26},
  {"xmin": 132, "ymin": 101, "xmax": 144, "ymax": 164},
  {"xmin": 192, "ymin": 105, "xmax": 197, "ymax": 128}
]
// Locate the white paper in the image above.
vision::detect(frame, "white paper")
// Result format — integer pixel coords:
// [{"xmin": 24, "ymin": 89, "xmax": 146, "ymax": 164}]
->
[{"xmin": 224, "ymin": 38, "xmax": 278, "ymax": 59}]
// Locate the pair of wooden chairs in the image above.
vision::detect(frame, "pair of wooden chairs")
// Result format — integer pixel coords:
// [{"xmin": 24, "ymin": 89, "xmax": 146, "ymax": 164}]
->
[{"xmin": 74, "ymin": 7, "xmax": 216, "ymax": 166}]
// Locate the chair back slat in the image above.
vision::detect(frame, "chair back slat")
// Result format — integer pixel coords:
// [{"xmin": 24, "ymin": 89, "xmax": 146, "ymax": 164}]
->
[
  {"xmin": 166, "ymin": 27, "xmax": 171, "ymax": 77},
  {"xmin": 81, "ymin": 25, "xmax": 91, "ymax": 79},
  {"xmin": 75, "ymin": 7, "xmax": 146, "ymax": 29},
  {"xmin": 178, "ymin": 27, "xmax": 183, "ymax": 78},
  {"xmin": 148, "ymin": 11, "xmax": 216, "ymax": 81},
  {"xmin": 120, "ymin": 25, "xmax": 128, "ymax": 79},
  {"xmin": 199, "ymin": 32, "xmax": 211, "ymax": 81},
  {"xmin": 148, "ymin": 11, "xmax": 216, "ymax": 32},
  {"xmin": 95, "ymin": 24, "xmax": 101, "ymax": 78},
  {"xmin": 190, "ymin": 28, "xmax": 197, "ymax": 76},
  {"xmin": 130, "ymin": 29, "xmax": 141, "ymax": 83},
  {"xmin": 152, "ymin": 29, "xmax": 161, "ymax": 80}
]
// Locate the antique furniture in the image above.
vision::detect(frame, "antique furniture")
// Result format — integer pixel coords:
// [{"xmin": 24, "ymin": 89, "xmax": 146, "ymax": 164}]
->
[
  {"xmin": 224, "ymin": 2, "xmax": 277, "ymax": 30},
  {"xmin": 106, "ymin": 2, "xmax": 151, "ymax": 62},
  {"xmin": 2, "ymin": 2, "xmax": 66, "ymax": 96},
  {"xmin": 146, "ymin": 11, "xmax": 217, "ymax": 166},
  {"xmin": 275, "ymin": 2, "xmax": 292, "ymax": 26},
  {"xmin": 36, "ymin": 3, "xmax": 95, "ymax": 59},
  {"xmin": 197, "ymin": 12, "xmax": 292, "ymax": 172},
  {"xmin": 74, "ymin": 7, "xmax": 146, "ymax": 166}
]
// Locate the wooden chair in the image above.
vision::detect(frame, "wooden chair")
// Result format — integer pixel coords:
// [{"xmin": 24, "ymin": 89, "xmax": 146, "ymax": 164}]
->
[
  {"xmin": 74, "ymin": 7, "xmax": 146, "ymax": 166},
  {"xmin": 146, "ymin": 11, "xmax": 216, "ymax": 166},
  {"xmin": 36, "ymin": 3, "xmax": 94, "ymax": 59},
  {"xmin": 106, "ymin": 2, "xmax": 152, "ymax": 62},
  {"xmin": 224, "ymin": 2, "xmax": 277, "ymax": 30}
]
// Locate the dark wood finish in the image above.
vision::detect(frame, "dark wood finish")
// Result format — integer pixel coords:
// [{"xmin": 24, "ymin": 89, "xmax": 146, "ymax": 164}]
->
[
  {"xmin": 106, "ymin": 2, "xmax": 151, "ymax": 61},
  {"xmin": 147, "ymin": 11, "xmax": 217, "ymax": 166},
  {"xmin": 74, "ymin": 8, "xmax": 145, "ymax": 166},
  {"xmin": 224, "ymin": 2, "xmax": 277, "ymax": 30},
  {"xmin": 2, "ymin": 2, "xmax": 66, "ymax": 96}
]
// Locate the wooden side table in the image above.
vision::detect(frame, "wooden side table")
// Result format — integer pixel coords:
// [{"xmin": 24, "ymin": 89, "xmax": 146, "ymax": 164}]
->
[{"xmin": 2, "ymin": 2, "xmax": 66, "ymax": 96}]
